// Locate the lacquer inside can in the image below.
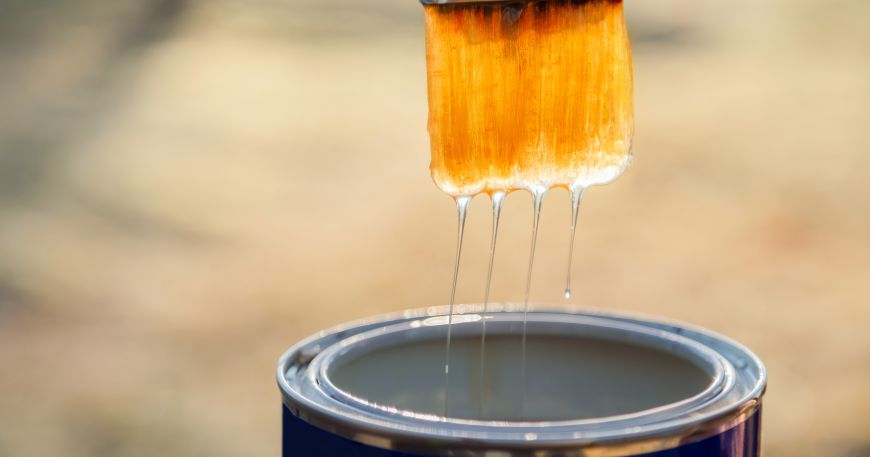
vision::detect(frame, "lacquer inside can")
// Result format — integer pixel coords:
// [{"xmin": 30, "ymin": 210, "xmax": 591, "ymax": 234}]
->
[{"xmin": 277, "ymin": 306, "xmax": 765, "ymax": 457}]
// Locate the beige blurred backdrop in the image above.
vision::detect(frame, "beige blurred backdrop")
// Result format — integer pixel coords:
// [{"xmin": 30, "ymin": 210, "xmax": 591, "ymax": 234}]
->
[{"xmin": 1, "ymin": 0, "xmax": 869, "ymax": 455}]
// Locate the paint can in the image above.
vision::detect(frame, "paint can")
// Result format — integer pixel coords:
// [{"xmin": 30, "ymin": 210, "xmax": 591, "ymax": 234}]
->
[{"xmin": 276, "ymin": 305, "xmax": 765, "ymax": 456}]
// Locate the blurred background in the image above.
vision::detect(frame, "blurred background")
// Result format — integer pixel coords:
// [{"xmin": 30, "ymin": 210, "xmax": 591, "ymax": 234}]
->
[{"xmin": 1, "ymin": 0, "xmax": 868, "ymax": 455}]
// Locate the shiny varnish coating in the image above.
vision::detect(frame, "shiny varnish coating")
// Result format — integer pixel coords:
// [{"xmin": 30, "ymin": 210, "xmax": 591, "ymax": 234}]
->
[{"xmin": 424, "ymin": 0, "xmax": 634, "ymax": 195}]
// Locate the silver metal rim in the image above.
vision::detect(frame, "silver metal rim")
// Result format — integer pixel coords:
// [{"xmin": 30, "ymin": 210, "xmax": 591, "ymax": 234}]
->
[
  {"xmin": 277, "ymin": 304, "xmax": 766, "ymax": 456},
  {"xmin": 314, "ymin": 312, "xmax": 732, "ymax": 428}
]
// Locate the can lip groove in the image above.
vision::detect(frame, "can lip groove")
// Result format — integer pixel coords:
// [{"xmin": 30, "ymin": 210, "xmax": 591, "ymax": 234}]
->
[
  {"xmin": 277, "ymin": 304, "xmax": 766, "ymax": 455},
  {"xmin": 314, "ymin": 313, "xmax": 732, "ymax": 428}
]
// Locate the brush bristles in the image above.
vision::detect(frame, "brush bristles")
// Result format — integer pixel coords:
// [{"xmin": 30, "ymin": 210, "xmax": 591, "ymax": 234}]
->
[{"xmin": 424, "ymin": 0, "xmax": 633, "ymax": 195}]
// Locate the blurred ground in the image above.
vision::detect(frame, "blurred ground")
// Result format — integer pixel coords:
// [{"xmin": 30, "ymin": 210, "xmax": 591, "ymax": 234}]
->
[{"xmin": 1, "ymin": 0, "xmax": 869, "ymax": 455}]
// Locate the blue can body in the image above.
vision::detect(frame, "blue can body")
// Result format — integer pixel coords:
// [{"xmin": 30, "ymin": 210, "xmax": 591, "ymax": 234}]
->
[{"xmin": 282, "ymin": 405, "xmax": 761, "ymax": 457}]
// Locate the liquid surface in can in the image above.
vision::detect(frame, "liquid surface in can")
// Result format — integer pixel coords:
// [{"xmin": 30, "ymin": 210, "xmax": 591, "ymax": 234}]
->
[
  {"xmin": 424, "ymin": 0, "xmax": 634, "ymax": 195},
  {"xmin": 330, "ymin": 333, "xmax": 712, "ymax": 421}
]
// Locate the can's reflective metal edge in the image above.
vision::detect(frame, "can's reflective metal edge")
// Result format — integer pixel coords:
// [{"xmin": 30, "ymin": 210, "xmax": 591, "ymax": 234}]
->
[{"xmin": 276, "ymin": 306, "xmax": 766, "ymax": 457}]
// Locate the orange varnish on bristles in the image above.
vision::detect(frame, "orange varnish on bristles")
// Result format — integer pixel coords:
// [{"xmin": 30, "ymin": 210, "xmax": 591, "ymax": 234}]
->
[{"xmin": 424, "ymin": 0, "xmax": 634, "ymax": 196}]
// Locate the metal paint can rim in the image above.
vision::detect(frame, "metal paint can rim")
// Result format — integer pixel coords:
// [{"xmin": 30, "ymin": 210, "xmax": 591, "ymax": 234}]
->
[
  {"xmin": 276, "ymin": 304, "xmax": 766, "ymax": 456},
  {"xmin": 314, "ymin": 312, "xmax": 734, "ymax": 428}
]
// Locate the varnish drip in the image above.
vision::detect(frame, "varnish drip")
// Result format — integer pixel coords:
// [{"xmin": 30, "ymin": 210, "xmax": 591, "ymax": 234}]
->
[
  {"xmin": 520, "ymin": 189, "xmax": 545, "ymax": 419},
  {"xmin": 478, "ymin": 191, "xmax": 505, "ymax": 418},
  {"xmin": 564, "ymin": 186, "xmax": 586, "ymax": 299},
  {"xmin": 423, "ymin": 0, "xmax": 634, "ymax": 196},
  {"xmin": 443, "ymin": 195, "xmax": 471, "ymax": 418}
]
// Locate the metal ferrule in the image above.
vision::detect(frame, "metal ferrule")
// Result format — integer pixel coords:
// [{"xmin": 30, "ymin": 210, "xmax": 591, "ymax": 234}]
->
[{"xmin": 419, "ymin": 0, "xmax": 615, "ymax": 4}]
